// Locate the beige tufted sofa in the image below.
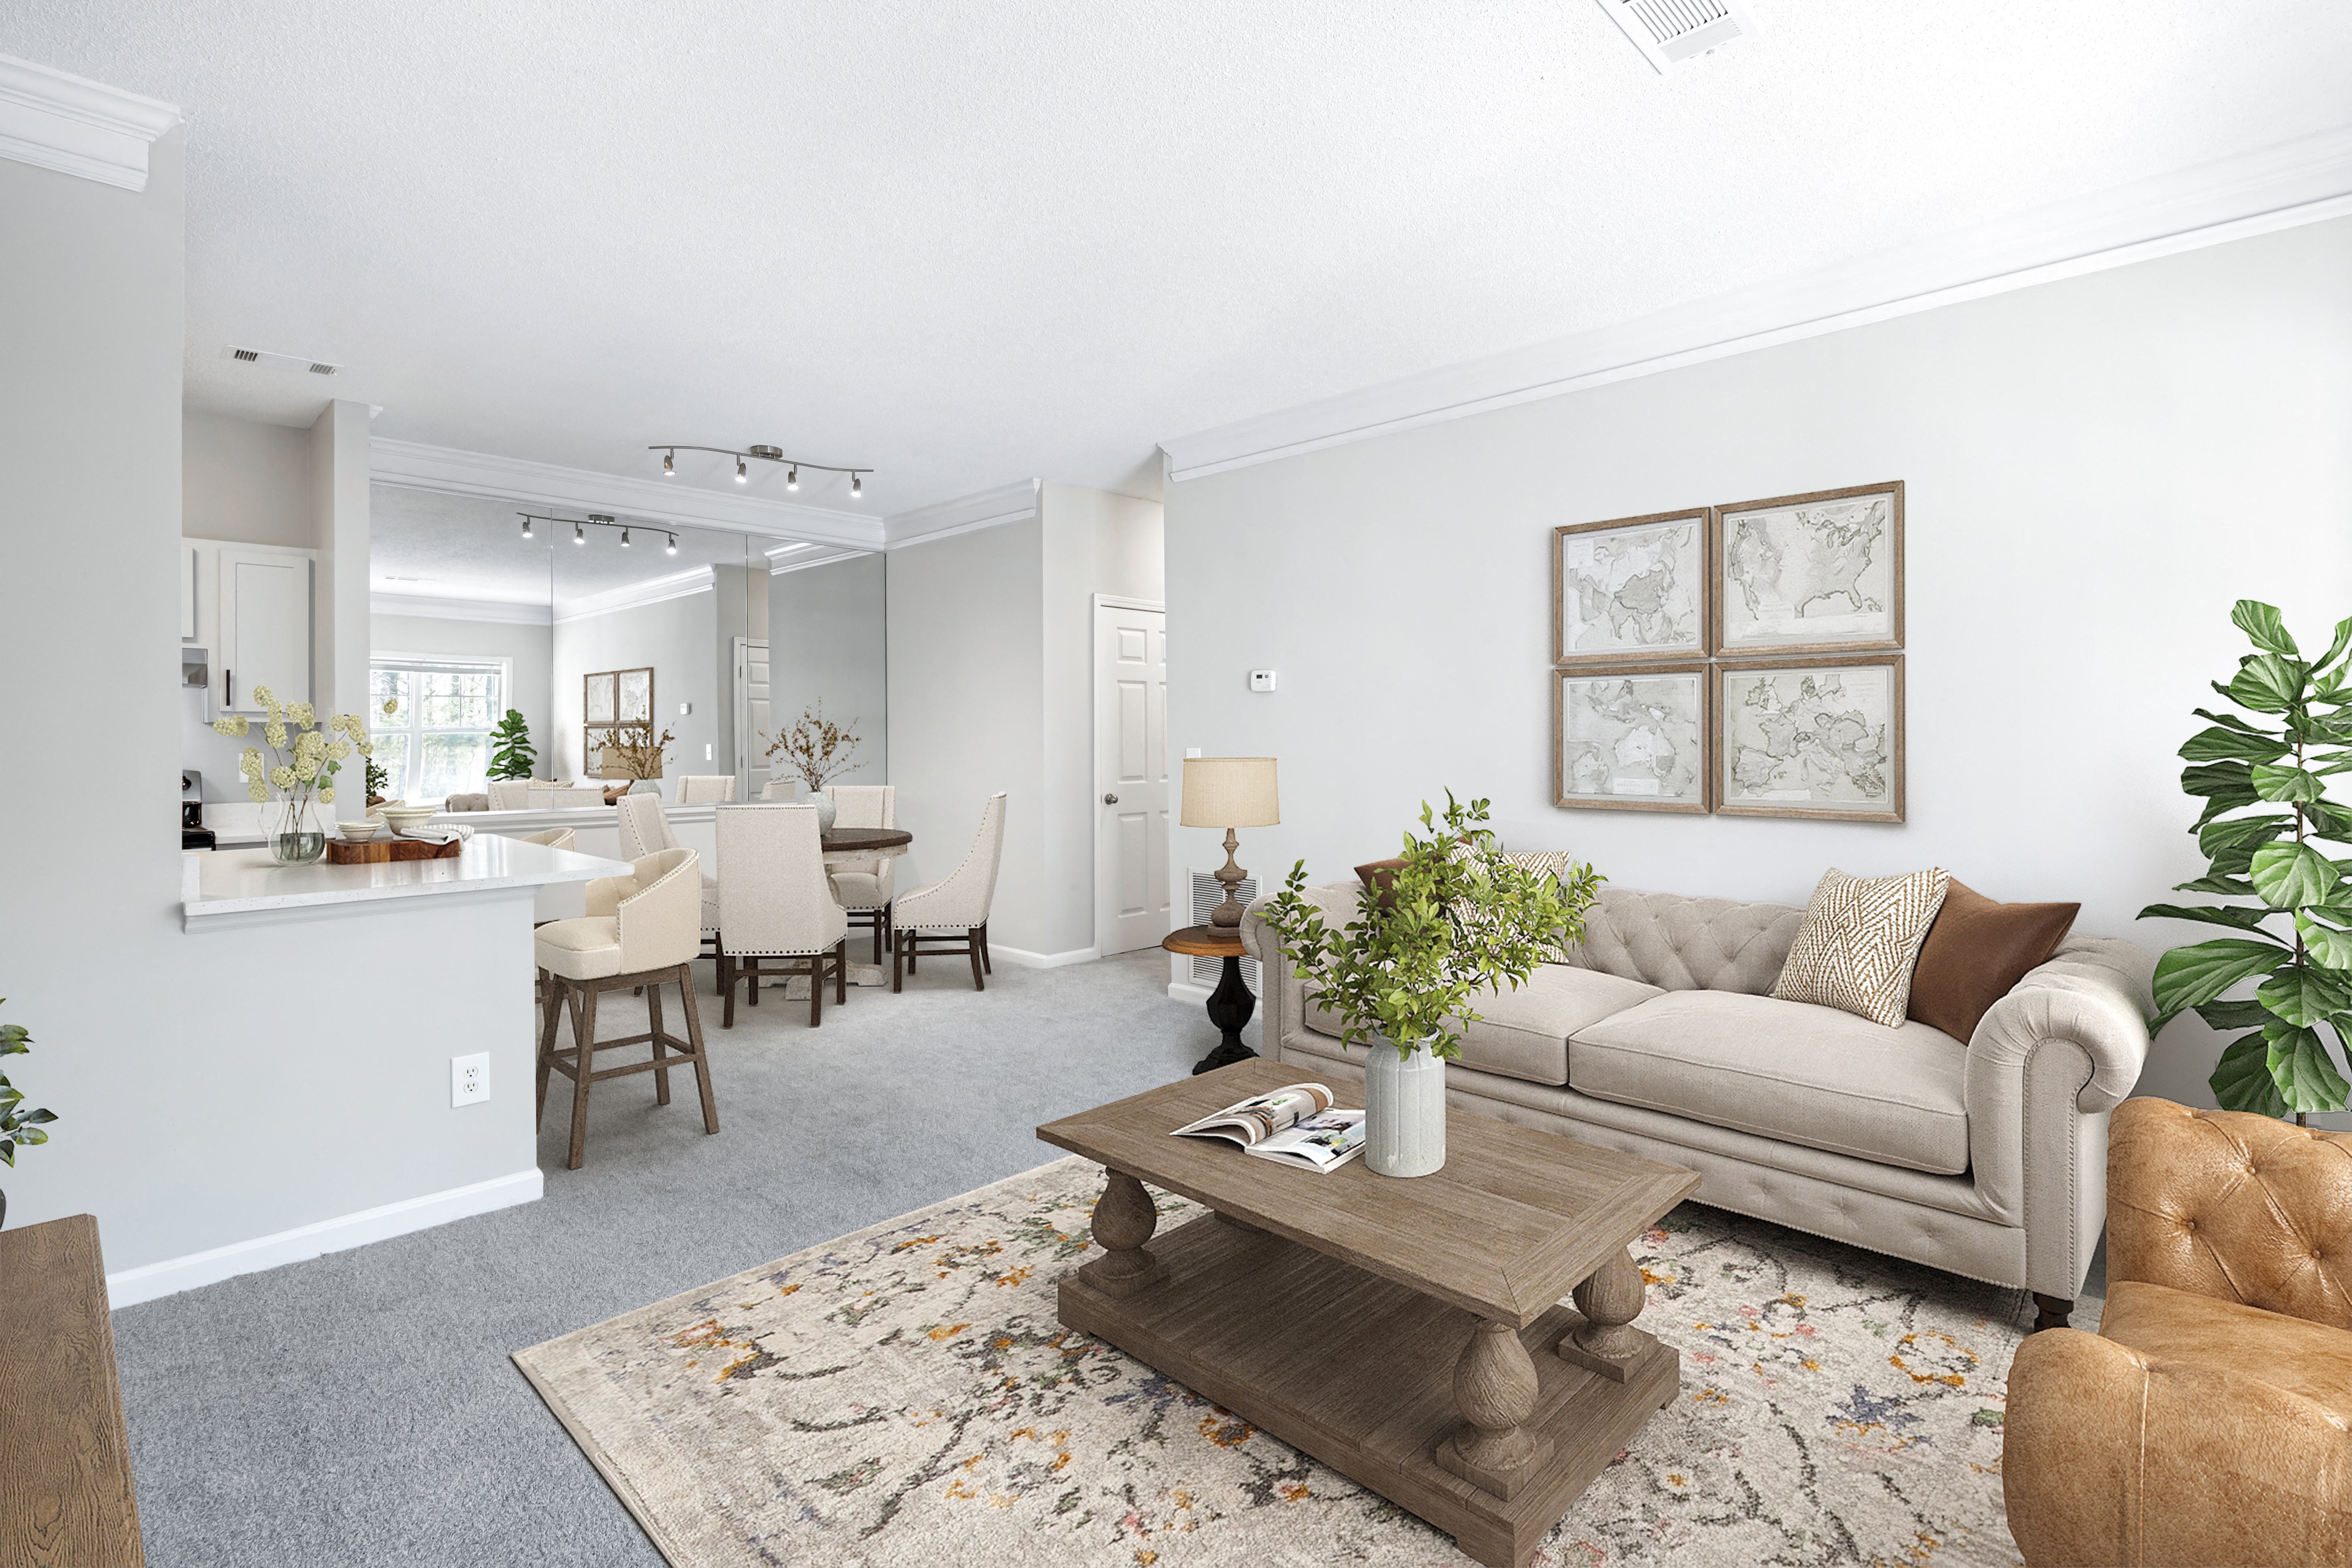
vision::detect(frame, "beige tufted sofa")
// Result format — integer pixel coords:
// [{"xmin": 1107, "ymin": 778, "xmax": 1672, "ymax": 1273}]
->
[{"xmin": 1241, "ymin": 883, "xmax": 2156, "ymax": 1325}]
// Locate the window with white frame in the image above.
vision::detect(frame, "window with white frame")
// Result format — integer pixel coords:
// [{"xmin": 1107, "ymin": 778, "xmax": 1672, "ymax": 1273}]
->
[{"xmin": 369, "ymin": 658, "xmax": 507, "ymax": 802}]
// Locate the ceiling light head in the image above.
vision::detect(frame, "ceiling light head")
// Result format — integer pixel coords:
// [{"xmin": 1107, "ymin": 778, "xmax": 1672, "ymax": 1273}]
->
[
  {"xmin": 573, "ymin": 522, "xmax": 585, "ymax": 545},
  {"xmin": 786, "ymin": 464, "xmax": 799, "ymax": 491},
  {"xmin": 850, "ymin": 473, "xmax": 863, "ymax": 499},
  {"xmin": 736, "ymin": 455, "xmax": 748, "ymax": 483},
  {"xmin": 666, "ymin": 534, "xmax": 678, "ymax": 556},
  {"xmin": 662, "ymin": 450, "xmax": 674, "ymax": 475},
  {"xmin": 520, "ymin": 516, "xmax": 533, "ymax": 539},
  {"xmin": 621, "ymin": 528, "xmax": 632, "ymax": 547}
]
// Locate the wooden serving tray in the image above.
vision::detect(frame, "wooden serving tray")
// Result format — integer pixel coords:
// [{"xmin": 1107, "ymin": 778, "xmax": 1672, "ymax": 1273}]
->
[{"xmin": 327, "ymin": 836, "xmax": 462, "ymax": 864}]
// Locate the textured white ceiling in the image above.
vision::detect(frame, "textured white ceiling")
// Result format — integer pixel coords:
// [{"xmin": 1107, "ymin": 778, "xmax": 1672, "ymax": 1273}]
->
[{"xmin": 11, "ymin": 2, "xmax": 2352, "ymax": 512}]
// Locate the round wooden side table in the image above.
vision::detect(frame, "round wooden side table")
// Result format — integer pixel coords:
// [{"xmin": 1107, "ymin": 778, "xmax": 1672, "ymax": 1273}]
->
[{"xmin": 1162, "ymin": 923, "xmax": 1258, "ymax": 1076}]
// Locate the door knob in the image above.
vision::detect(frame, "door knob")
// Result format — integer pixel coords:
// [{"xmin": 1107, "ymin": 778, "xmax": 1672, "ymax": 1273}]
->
[{"xmin": 1103, "ymin": 793, "xmax": 1118, "ymax": 804}]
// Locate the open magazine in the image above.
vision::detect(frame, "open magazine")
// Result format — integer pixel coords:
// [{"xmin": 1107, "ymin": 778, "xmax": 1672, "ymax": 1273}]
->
[{"xmin": 1171, "ymin": 1081, "xmax": 1366, "ymax": 1173}]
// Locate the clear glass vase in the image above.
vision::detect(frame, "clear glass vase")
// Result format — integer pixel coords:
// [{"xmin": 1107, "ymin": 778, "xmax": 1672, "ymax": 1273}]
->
[{"xmin": 268, "ymin": 797, "xmax": 327, "ymax": 865}]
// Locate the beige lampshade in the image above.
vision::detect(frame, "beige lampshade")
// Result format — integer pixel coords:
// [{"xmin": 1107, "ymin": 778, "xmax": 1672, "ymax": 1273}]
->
[{"xmin": 1180, "ymin": 757, "xmax": 1279, "ymax": 829}]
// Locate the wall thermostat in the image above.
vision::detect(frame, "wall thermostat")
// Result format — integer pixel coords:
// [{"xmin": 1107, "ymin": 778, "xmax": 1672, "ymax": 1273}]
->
[{"xmin": 1249, "ymin": 670, "xmax": 1277, "ymax": 692}]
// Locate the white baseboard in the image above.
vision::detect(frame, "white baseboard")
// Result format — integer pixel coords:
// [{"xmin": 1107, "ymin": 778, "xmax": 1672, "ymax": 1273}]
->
[
  {"xmin": 990, "ymin": 944, "xmax": 1100, "ymax": 969},
  {"xmin": 105, "ymin": 1167, "xmax": 544, "ymax": 1309},
  {"xmin": 1167, "ymin": 980, "xmax": 1213, "ymax": 1004}
]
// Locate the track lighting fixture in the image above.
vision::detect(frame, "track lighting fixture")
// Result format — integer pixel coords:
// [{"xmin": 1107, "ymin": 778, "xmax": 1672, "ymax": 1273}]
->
[
  {"xmin": 647, "ymin": 444, "xmax": 871, "ymax": 498},
  {"xmin": 573, "ymin": 522, "xmax": 584, "ymax": 545},
  {"xmin": 620, "ymin": 528, "xmax": 632, "ymax": 547},
  {"xmin": 516, "ymin": 511, "xmax": 664, "ymax": 552},
  {"xmin": 665, "ymin": 534, "xmax": 678, "ymax": 555},
  {"xmin": 520, "ymin": 517, "xmax": 532, "ymax": 539}
]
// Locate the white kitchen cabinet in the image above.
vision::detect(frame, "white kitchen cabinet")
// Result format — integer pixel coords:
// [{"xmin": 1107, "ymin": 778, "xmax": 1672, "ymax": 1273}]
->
[
  {"xmin": 218, "ymin": 545, "xmax": 312, "ymax": 713},
  {"xmin": 181, "ymin": 543, "xmax": 199, "ymax": 641}
]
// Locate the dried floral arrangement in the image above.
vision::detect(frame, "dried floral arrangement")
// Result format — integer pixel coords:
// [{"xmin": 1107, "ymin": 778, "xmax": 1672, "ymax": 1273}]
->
[
  {"xmin": 602, "ymin": 722, "xmax": 676, "ymax": 781},
  {"xmin": 764, "ymin": 702, "xmax": 863, "ymax": 792}
]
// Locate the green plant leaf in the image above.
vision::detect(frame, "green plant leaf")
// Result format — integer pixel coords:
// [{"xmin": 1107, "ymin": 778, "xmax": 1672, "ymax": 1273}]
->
[
  {"xmin": 2229, "ymin": 654, "xmax": 2307, "ymax": 714},
  {"xmin": 2307, "ymin": 800, "xmax": 2352, "ymax": 844},
  {"xmin": 2193, "ymin": 708, "xmax": 2272, "ymax": 735},
  {"xmin": 2198, "ymin": 813, "xmax": 2294, "ymax": 857},
  {"xmin": 2258, "ymin": 965, "xmax": 2352, "ymax": 1027},
  {"xmin": 2210, "ymin": 1032, "xmax": 2289, "ymax": 1117},
  {"xmin": 2295, "ymin": 912, "xmax": 2352, "ymax": 970},
  {"xmin": 2151, "ymin": 936, "xmax": 2294, "ymax": 1028},
  {"xmin": 2266, "ymin": 1021, "xmax": 2352, "ymax": 1113},
  {"xmin": 2174, "ymin": 874, "xmax": 2257, "ymax": 897},
  {"xmin": 2179, "ymin": 725, "xmax": 2289, "ymax": 764},
  {"xmin": 2196, "ymin": 997, "xmax": 2276, "ymax": 1031},
  {"xmin": 2180, "ymin": 760, "xmax": 2256, "ymax": 800},
  {"xmin": 2318, "ymin": 615, "xmax": 2352, "ymax": 676},
  {"xmin": 2233, "ymin": 600, "xmax": 2300, "ymax": 658},
  {"xmin": 2250, "ymin": 841, "xmax": 2344, "ymax": 909},
  {"xmin": 2252, "ymin": 764, "xmax": 2328, "ymax": 803},
  {"xmin": 2139, "ymin": 902, "xmax": 2274, "ymax": 932}
]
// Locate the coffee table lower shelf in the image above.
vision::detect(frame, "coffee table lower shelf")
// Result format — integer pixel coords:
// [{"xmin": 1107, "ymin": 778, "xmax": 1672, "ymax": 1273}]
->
[{"xmin": 1057, "ymin": 1210, "xmax": 1677, "ymax": 1568}]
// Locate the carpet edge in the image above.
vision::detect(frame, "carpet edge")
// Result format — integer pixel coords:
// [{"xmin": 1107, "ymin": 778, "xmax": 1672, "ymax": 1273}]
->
[{"xmin": 511, "ymin": 1344, "xmax": 689, "ymax": 1568}]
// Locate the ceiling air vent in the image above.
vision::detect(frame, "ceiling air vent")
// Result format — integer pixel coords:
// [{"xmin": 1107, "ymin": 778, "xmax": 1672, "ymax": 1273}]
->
[
  {"xmin": 1597, "ymin": 0, "xmax": 1759, "ymax": 73},
  {"xmin": 225, "ymin": 344, "xmax": 340, "ymax": 376}
]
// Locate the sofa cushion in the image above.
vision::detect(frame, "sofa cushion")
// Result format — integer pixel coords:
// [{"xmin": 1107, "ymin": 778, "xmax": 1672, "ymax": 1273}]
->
[
  {"xmin": 1908, "ymin": 878, "xmax": 2078, "ymax": 1044},
  {"xmin": 1771, "ymin": 867, "xmax": 1952, "ymax": 1027},
  {"xmin": 1568, "ymin": 989, "xmax": 1971, "ymax": 1174},
  {"xmin": 1305, "ymin": 964, "xmax": 1662, "ymax": 1086},
  {"xmin": 2100, "ymin": 1279, "xmax": 2352, "ymax": 1424},
  {"xmin": 1569, "ymin": 887, "xmax": 1806, "ymax": 994}
]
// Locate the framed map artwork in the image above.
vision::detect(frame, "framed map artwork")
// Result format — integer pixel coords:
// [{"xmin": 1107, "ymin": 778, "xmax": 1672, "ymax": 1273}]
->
[
  {"xmin": 1713, "ymin": 656, "xmax": 1904, "ymax": 822},
  {"xmin": 1554, "ymin": 662, "xmax": 1712, "ymax": 813},
  {"xmin": 1553, "ymin": 508, "xmax": 1711, "ymax": 664},
  {"xmin": 1713, "ymin": 482, "xmax": 1902, "ymax": 656}
]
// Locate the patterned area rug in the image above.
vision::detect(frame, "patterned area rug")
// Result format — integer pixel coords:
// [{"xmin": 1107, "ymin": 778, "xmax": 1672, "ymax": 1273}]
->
[{"xmin": 515, "ymin": 1158, "xmax": 2026, "ymax": 1568}]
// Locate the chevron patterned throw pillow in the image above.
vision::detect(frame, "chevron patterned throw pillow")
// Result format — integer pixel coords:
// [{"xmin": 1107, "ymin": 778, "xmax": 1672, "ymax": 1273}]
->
[{"xmin": 1771, "ymin": 867, "xmax": 1953, "ymax": 1027}]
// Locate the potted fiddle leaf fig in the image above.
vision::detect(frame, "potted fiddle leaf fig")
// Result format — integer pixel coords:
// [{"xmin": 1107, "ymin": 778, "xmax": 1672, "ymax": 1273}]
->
[
  {"xmin": 0, "ymin": 1001, "xmax": 58, "ymax": 1229},
  {"xmin": 1258, "ymin": 793, "xmax": 1601, "ymax": 1177},
  {"xmin": 487, "ymin": 709, "xmax": 537, "ymax": 781},
  {"xmin": 2144, "ymin": 600, "xmax": 2352, "ymax": 1123}
]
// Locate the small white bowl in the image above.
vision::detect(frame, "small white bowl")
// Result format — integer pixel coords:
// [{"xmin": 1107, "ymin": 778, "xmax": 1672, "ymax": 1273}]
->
[
  {"xmin": 339, "ymin": 821, "xmax": 381, "ymax": 844},
  {"xmin": 378, "ymin": 806, "xmax": 437, "ymax": 837}
]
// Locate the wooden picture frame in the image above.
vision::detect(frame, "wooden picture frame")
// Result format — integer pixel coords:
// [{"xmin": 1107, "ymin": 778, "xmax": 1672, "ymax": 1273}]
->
[
  {"xmin": 1712, "ymin": 482, "xmax": 1903, "ymax": 657},
  {"xmin": 1554, "ymin": 661, "xmax": 1713, "ymax": 814},
  {"xmin": 1712, "ymin": 655, "xmax": 1905, "ymax": 822},
  {"xmin": 584, "ymin": 671, "xmax": 616, "ymax": 725},
  {"xmin": 1552, "ymin": 507, "xmax": 1712, "ymax": 664}
]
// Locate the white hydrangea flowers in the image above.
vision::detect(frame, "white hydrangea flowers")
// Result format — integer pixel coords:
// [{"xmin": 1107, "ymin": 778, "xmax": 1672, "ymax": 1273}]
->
[{"xmin": 208, "ymin": 686, "xmax": 372, "ymax": 823}]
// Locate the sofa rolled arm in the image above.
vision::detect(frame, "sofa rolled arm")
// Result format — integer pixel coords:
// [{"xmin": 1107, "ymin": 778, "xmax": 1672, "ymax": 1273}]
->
[
  {"xmin": 2005, "ymin": 1325, "xmax": 2352, "ymax": 1566},
  {"xmin": 1968, "ymin": 936, "xmax": 2155, "ymax": 1113}
]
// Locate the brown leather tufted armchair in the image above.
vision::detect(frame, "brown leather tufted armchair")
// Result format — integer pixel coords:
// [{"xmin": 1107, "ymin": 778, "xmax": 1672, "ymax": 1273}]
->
[{"xmin": 2004, "ymin": 1096, "xmax": 2352, "ymax": 1566}]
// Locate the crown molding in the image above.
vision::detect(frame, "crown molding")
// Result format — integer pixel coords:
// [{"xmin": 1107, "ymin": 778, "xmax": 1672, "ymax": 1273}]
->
[
  {"xmin": 552, "ymin": 564, "xmax": 714, "ymax": 625},
  {"xmin": 1160, "ymin": 125, "xmax": 2352, "ymax": 483},
  {"xmin": 369, "ymin": 437, "xmax": 884, "ymax": 551},
  {"xmin": 883, "ymin": 479, "xmax": 1040, "ymax": 550},
  {"xmin": 371, "ymin": 591, "xmax": 551, "ymax": 626},
  {"xmin": 0, "ymin": 54, "xmax": 182, "ymax": 192},
  {"xmin": 765, "ymin": 541, "xmax": 872, "ymax": 576}
]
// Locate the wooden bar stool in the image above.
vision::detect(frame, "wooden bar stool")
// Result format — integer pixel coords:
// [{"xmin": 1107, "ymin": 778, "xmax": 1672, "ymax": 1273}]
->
[{"xmin": 534, "ymin": 846, "xmax": 717, "ymax": 1169}]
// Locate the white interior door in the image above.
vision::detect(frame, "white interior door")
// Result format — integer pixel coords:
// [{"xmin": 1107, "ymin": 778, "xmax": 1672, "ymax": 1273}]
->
[
  {"xmin": 734, "ymin": 637, "xmax": 770, "ymax": 797},
  {"xmin": 221, "ymin": 548, "xmax": 311, "ymax": 713},
  {"xmin": 1095, "ymin": 602, "xmax": 1169, "ymax": 955}
]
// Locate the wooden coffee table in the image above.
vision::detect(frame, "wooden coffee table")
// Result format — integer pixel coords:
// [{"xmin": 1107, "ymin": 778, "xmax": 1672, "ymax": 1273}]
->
[{"xmin": 1037, "ymin": 1060, "xmax": 1699, "ymax": 1568}]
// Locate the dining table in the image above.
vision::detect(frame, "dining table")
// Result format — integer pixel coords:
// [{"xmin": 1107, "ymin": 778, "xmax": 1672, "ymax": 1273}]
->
[{"xmin": 819, "ymin": 826, "xmax": 911, "ymax": 866}]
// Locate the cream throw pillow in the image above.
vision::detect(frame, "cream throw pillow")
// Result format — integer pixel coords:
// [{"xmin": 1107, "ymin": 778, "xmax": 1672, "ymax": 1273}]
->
[
  {"xmin": 1447, "ymin": 844, "xmax": 1580, "ymax": 964},
  {"xmin": 1771, "ymin": 867, "xmax": 1952, "ymax": 1027}
]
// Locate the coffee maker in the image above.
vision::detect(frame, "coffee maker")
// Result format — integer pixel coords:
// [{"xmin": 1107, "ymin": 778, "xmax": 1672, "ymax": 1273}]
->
[{"xmin": 182, "ymin": 770, "xmax": 214, "ymax": 849}]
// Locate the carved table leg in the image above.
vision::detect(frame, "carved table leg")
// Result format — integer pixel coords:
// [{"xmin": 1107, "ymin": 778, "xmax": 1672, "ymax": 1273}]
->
[
  {"xmin": 1435, "ymin": 1318, "xmax": 1555, "ymax": 1500},
  {"xmin": 1077, "ymin": 1168, "xmax": 1166, "ymax": 1297},
  {"xmin": 1557, "ymin": 1246, "xmax": 1654, "ymax": 1383}
]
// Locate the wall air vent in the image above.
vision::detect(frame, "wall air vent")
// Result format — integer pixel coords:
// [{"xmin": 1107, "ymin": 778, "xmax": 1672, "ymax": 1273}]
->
[
  {"xmin": 1597, "ymin": 0, "xmax": 1759, "ymax": 73},
  {"xmin": 225, "ymin": 345, "xmax": 340, "ymax": 376}
]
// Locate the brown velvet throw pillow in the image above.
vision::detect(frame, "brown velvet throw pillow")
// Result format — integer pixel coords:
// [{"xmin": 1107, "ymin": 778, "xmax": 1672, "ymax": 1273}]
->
[
  {"xmin": 1355, "ymin": 858, "xmax": 1407, "ymax": 907},
  {"xmin": 1907, "ymin": 878, "xmax": 2080, "ymax": 1043}
]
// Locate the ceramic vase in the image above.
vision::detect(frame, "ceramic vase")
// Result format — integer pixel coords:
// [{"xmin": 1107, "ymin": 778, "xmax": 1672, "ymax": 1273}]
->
[
  {"xmin": 1363, "ymin": 1038, "xmax": 1446, "ymax": 1177},
  {"xmin": 267, "ymin": 797, "xmax": 327, "ymax": 865},
  {"xmin": 813, "ymin": 790, "xmax": 838, "ymax": 833}
]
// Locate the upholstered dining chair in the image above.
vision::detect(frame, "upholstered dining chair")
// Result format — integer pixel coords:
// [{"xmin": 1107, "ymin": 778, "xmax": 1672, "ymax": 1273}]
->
[
  {"xmin": 893, "ymin": 792, "xmax": 1007, "ymax": 993},
  {"xmin": 677, "ymin": 774, "xmax": 739, "ymax": 803},
  {"xmin": 530, "ymin": 784, "xmax": 607, "ymax": 808},
  {"xmin": 518, "ymin": 826, "xmax": 576, "ymax": 851},
  {"xmin": 759, "ymin": 778, "xmax": 797, "ymax": 800},
  {"xmin": 532, "ymin": 847, "xmax": 716, "ymax": 1170},
  {"xmin": 617, "ymin": 791, "xmax": 721, "ymax": 952},
  {"xmin": 826, "ymin": 784, "xmax": 897, "ymax": 963},
  {"xmin": 487, "ymin": 779, "xmax": 536, "ymax": 811},
  {"xmin": 714, "ymin": 803, "xmax": 848, "ymax": 1027}
]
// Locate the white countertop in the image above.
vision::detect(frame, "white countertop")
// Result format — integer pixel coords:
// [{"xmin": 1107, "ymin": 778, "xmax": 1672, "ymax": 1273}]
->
[
  {"xmin": 183, "ymin": 837, "xmax": 632, "ymax": 921},
  {"xmin": 197, "ymin": 800, "xmax": 722, "ymax": 847}
]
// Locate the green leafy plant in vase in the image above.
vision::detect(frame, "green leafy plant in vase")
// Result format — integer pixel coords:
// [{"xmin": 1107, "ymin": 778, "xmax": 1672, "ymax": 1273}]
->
[
  {"xmin": 2145, "ymin": 600, "xmax": 2352, "ymax": 1122},
  {"xmin": 0, "ymin": 1001, "xmax": 58, "ymax": 1229},
  {"xmin": 487, "ymin": 709, "xmax": 537, "ymax": 781},
  {"xmin": 210, "ymin": 685, "xmax": 373, "ymax": 864},
  {"xmin": 1257, "ymin": 793, "xmax": 1601, "ymax": 1175}
]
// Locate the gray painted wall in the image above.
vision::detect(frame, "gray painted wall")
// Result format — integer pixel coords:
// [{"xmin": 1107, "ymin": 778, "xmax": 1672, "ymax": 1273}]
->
[
  {"xmin": 768, "ymin": 553, "xmax": 889, "ymax": 790},
  {"xmin": 887, "ymin": 518, "xmax": 1048, "ymax": 948},
  {"xmin": 1164, "ymin": 214, "xmax": 2352, "ymax": 1119},
  {"xmin": 182, "ymin": 409, "xmax": 311, "ymax": 547},
  {"xmin": 371, "ymin": 613, "xmax": 557, "ymax": 778},
  {"xmin": 551, "ymin": 589, "xmax": 721, "ymax": 782}
]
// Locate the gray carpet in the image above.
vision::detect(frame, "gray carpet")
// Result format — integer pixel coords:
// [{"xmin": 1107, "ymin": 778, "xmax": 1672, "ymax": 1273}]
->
[{"xmin": 113, "ymin": 949, "xmax": 1228, "ymax": 1568}]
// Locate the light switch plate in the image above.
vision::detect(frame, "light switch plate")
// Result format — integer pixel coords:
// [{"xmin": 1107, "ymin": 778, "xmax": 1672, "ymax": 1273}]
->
[
  {"xmin": 1249, "ymin": 670, "xmax": 1277, "ymax": 692},
  {"xmin": 1185, "ymin": 747, "xmax": 1203, "ymax": 758},
  {"xmin": 451, "ymin": 1052, "xmax": 490, "ymax": 1107}
]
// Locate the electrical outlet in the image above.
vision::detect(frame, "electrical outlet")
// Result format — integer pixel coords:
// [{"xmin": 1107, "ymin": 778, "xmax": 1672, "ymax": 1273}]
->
[
  {"xmin": 451, "ymin": 1052, "xmax": 490, "ymax": 1107},
  {"xmin": 1249, "ymin": 669, "xmax": 1277, "ymax": 692}
]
